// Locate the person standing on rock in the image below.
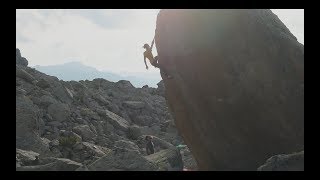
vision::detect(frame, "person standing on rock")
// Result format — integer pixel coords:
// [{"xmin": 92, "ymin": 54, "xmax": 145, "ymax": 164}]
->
[
  {"xmin": 143, "ymin": 39, "xmax": 172, "ymax": 79},
  {"xmin": 145, "ymin": 135, "xmax": 155, "ymax": 155}
]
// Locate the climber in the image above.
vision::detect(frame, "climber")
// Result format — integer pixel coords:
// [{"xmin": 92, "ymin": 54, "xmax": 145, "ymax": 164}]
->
[
  {"xmin": 145, "ymin": 135, "xmax": 155, "ymax": 155},
  {"xmin": 143, "ymin": 39, "xmax": 172, "ymax": 79}
]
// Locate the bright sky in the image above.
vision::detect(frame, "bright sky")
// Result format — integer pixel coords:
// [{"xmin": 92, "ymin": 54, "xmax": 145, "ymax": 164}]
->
[{"xmin": 16, "ymin": 9, "xmax": 304, "ymax": 74}]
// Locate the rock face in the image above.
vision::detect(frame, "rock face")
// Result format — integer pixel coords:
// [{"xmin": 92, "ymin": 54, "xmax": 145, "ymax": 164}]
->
[
  {"xmin": 257, "ymin": 151, "xmax": 304, "ymax": 171},
  {"xmin": 16, "ymin": 48, "xmax": 195, "ymax": 171},
  {"xmin": 155, "ymin": 9, "xmax": 304, "ymax": 170}
]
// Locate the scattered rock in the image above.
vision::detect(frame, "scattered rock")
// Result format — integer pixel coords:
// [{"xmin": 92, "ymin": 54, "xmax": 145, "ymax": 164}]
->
[{"xmin": 257, "ymin": 151, "xmax": 304, "ymax": 171}]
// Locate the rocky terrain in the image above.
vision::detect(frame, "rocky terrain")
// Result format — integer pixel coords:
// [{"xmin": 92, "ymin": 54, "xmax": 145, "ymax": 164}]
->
[
  {"xmin": 155, "ymin": 9, "xmax": 304, "ymax": 170},
  {"xmin": 16, "ymin": 48, "xmax": 197, "ymax": 171}
]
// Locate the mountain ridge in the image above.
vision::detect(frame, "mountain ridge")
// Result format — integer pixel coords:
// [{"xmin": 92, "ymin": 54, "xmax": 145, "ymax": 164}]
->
[{"xmin": 33, "ymin": 61, "xmax": 162, "ymax": 88}]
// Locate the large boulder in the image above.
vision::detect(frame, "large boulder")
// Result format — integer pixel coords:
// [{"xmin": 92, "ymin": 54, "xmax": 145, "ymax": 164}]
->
[
  {"xmin": 36, "ymin": 78, "xmax": 51, "ymax": 89},
  {"xmin": 72, "ymin": 125, "xmax": 96, "ymax": 141},
  {"xmin": 115, "ymin": 80, "xmax": 135, "ymax": 89},
  {"xmin": 155, "ymin": 9, "xmax": 304, "ymax": 170},
  {"xmin": 87, "ymin": 148, "xmax": 157, "ymax": 171},
  {"xmin": 100, "ymin": 109, "xmax": 129, "ymax": 132},
  {"xmin": 257, "ymin": 151, "xmax": 304, "ymax": 171},
  {"xmin": 51, "ymin": 84, "xmax": 73, "ymax": 104},
  {"xmin": 47, "ymin": 102, "xmax": 71, "ymax": 122},
  {"xmin": 16, "ymin": 148, "xmax": 40, "ymax": 167},
  {"xmin": 127, "ymin": 125, "xmax": 142, "ymax": 140},
  {"xmin": 71, "ymin": 142, "xmax": 112, "ymax": 164},
  {"xmin": 122, "ymin": 101, "xmax": 146, "ymax": 109},
  {"xmin": 145, "ymin": 148, "xmax": 183, "ymax": 171},
  {"xmin": 114, "ymin": 140, "xmax": 139, "ymax": 151},
  {"xmin": 16, "ymin": 158, "xmax": 82, "ymax": 171},
  {"xmin": 132, "ymin": 115, "xmax": 156, "ymax": 127},
  {"xmin": 39, "ymin": 95, "xmax": 58, "ymax": 108}
]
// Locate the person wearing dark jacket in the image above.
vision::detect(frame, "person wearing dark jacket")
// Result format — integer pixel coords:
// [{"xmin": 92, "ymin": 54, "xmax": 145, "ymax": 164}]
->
[{"xmin": 145, "ymin": 135, "xmax": 155, "ymax": 155}]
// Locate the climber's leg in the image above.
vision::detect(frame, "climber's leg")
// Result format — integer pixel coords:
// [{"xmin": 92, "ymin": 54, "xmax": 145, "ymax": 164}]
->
[{"xmin": 154, "ymin": 56, "xmax": 173, "ymax": 79}]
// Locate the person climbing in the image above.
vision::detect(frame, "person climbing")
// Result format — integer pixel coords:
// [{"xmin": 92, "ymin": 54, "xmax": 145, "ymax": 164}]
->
[
  {"xmin": 145, "ymin": 135, "xmax": 155, "ymax": 155},
  {"xmin": 143, "ymin": 39, "xmax": 172, "ymax": 79}
]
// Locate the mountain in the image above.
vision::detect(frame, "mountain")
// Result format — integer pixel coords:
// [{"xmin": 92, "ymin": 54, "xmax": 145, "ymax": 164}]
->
[{"xmin": 33, "ymin": 62, "xmax": 162, "ymax": 88}]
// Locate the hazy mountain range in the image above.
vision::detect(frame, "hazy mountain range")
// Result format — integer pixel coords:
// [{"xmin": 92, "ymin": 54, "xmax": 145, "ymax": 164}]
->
[{"xmin": 33, "ymin": 61, "xmax": 162, "ymax": 88}]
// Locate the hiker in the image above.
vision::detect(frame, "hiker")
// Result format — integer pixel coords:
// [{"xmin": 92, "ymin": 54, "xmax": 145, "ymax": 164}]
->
[
  {"xmin": 145, "ymin": 135, "xmax": 155, "ymax": 155},
  {"xmin": 143, "ymin": 39, "xmax": 172, "ymax": 79}
]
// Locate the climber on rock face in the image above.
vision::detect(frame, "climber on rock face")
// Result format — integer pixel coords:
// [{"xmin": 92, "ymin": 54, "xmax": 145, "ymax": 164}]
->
[
  {"xmin": 143, "ymin": 39, "xmax": 172, "ymax": 79},
  {"xmin": 145, "ymin": 135, "xmax": 155, "ymax": 155}
]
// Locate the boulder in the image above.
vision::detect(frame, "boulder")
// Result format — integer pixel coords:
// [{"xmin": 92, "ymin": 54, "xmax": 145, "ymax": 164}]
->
[
  {"xmin": 257, "ymin": 151, "xmax": 304, "ymax": 171},
  {"xmin": 87, "ymin": 148, "xmax": 157, "ymax": 171},
  {"xmin": 51, "ymin": 84, "xmax": 73, "ymax": 104},
  {"xmin": 155, "ymin": 9, "xmax": 304, "ymax": 170},
  {"xmin": 16, "ymin": 158, "xmax": 82, "ymax": 171},
  {"xmin": 16, "ymin": 66, "xmax": 36, "ymax": 84},
  {"xmin": 145, "ymin": 148, "xmax": 183, "ymax": 171},
  {"xmin": 102, "ymin": 109, "xmax": 129, "ymax": 132},
  {"xmin": 115, "ymin": 80, "xmax": 134, "ymax": 89},
  {"xmin": 93, "ymin": 93, "xmax": 110, "ymax": 106},
  {"xmin": 73, "ymin": 125, "xmax": 96, "ymax": 141},
  {"xmin": 47, "ymin": 102, "xmax": 70, "ymax": 122},
  {"xmin": 114, "ymin": 140, "xmax": 139, "ymax": 151},
  {"xmin": 132, "ymin": 115, "xmax": 155, "ymax": 127},
  {"xmin": 36, "ymin": 78, "xmax": 51, "ymax": 89},
  {"xmin": 16, "ymin": 148, "xmax": 40, "ymax": 166},
  {"xmin": 59, "ymin": 130, "xmax": 82, "ymax": 142},
  {"xmin": 127, "ymin": 125, "xmax": 142, "ymax": 140},
  {"xmin": 122, "ymin": 101, "xmax": 146, "ymax": 109}
]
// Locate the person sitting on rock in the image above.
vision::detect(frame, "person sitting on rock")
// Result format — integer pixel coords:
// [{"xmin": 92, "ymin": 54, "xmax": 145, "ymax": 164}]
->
[
  {"xmin": 143, "ymin": 39, "xmax": 172, "ymax": 79},
  {"xmin": 145, "ymin": 135, "xmax": 155, "ymax": 155}
]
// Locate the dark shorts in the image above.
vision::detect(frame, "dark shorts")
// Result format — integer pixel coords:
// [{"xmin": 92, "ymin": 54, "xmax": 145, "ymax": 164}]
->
[{"xmin": 150, "ymin": 56, "xmax": 159, "ymax": 67}]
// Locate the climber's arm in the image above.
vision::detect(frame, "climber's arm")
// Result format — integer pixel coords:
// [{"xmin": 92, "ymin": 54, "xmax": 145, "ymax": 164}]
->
[{"xmin": 150, "ymin": 39, "xmax": 154, "ymax": 51}]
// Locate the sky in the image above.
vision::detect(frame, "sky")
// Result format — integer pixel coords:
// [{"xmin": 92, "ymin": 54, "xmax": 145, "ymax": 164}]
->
[{"xmin": 16, "ymin": 9, "xmax": 304, "ymax": 75}]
